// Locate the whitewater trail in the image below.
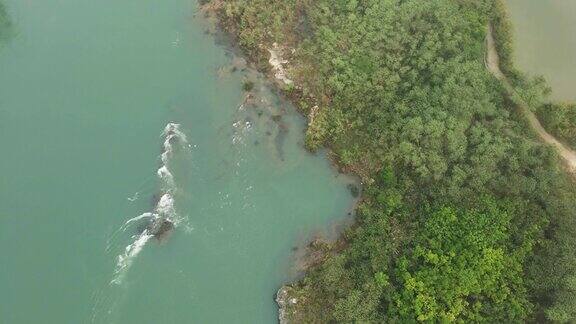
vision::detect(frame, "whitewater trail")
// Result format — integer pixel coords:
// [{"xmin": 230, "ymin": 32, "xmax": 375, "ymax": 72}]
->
[
  {"xmin": 111, "ymin": 122, "xmax": 189, "ymax": 285},
  {"xmin": 485, "ymin": 24, "xmax": 576, "ymax": 174}
]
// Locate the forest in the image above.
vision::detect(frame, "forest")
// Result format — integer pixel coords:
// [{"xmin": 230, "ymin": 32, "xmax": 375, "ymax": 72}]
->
[{"xmin": 212, "ymin": 0, "xmax": 576, "ymax": 322}]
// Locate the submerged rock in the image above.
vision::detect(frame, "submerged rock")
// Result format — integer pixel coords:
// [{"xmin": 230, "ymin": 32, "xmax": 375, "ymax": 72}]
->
[
  {"xmin": 347, "ymin": 183, "xmax": 360, "ymax": 198},
  {"xmin": 149, "ymin": 218, "xmax": 174, "ymax": 243},
  {"xmin": 268, "ymin": 43, "xmax": 293, "ymax": 85},
  {"xmin": 271, "ymin": 114, "xmax": 289, "ymax": 161}
]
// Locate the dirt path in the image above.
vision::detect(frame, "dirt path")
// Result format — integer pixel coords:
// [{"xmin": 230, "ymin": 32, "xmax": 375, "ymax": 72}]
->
[{"xmin": 485, "ymin": 25, "xmax": 576, "ymax": 173}]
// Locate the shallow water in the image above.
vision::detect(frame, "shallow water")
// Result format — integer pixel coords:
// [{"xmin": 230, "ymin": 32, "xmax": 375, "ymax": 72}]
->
[
  {"xmin": 0, "ymin": 1, "xmax": 356, "ymax": 323},
  {"xmin": 506, "ymin": 0, "xmax": 576, "ymax": 101}
]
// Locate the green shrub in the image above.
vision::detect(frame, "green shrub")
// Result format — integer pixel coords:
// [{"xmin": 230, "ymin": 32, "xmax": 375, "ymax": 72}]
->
[{"xmin": 537, "ymin": 102, "xmax": 576, "ymax": 148}]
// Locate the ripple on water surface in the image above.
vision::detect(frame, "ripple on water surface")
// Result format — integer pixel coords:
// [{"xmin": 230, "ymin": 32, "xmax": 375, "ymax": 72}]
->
[{"xmin": 0, "ymin": 1, "xmax": 357, "ymax": 323}]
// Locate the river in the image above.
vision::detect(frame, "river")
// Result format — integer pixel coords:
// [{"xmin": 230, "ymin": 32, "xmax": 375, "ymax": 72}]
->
[
  {"xmin": 0, "ymin": 1, "xmax": 356, "ymax": 323},
  {"xmin": 505, "ymin": 0, "xmax": 576, "ymax": 101}
]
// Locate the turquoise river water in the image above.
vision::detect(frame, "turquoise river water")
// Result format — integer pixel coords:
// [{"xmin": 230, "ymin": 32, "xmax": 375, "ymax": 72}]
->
[{"xmin": 0, "ymin": 1, "xmax": 356, "ymax": 323}]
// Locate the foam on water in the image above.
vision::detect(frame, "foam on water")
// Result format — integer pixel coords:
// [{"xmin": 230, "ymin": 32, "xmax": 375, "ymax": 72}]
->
[
  {"xmin": 127, "ymin": 192, "xmax": 139, "ymax": 202},
  {"xmin": 111, "ymin": 230, "xmax": 154, "ymax": 285},
  {"xmin": 157, "ymin": 165, "xmax": 175, "ymax": 188},
  {"xmin": 232, "ymin": 120, "xmax": 252, "ymax": 146},
  {"xmin": 161, "ymin": 123, "xmax": 187, "ymax": 164},
  {"xmin": 111, "ymin": 122, "xmax": 189, "ymax": 285},
  {"xmin": 161, "ymin": 151, "xmax": 171, "ymax": 166},
  {"xmin": 163, "ymin": 122, "xmax": 188, "ymax": 144},
  {"xmin": 155, "ymin": 193, "xmax": 177, "ymax": 222},
  {"xmin": 124, "ymin": 212, "xmax": 156, "ymax": 227}
]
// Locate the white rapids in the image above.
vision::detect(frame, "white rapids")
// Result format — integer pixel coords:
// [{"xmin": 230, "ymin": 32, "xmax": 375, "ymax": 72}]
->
[{"xmin": 111, "ymin": 122, "xmax": 189, "ymax": 285}]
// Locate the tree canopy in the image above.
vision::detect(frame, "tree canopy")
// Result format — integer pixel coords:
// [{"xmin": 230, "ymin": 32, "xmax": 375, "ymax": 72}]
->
[
  {"xmin": 538, "ymin": 103, "xmax": 576, "ymax": 149},
  {"xmin": 215, "ymin": 0, "xmax": 576, "ymax": 321}
]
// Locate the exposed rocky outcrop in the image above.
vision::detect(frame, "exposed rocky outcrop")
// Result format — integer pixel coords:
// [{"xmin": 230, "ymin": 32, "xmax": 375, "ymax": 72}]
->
[
  {"xmin": 268, "ymin": 43, "xmax": 293, "ymax": 85},
  {"xmin": 276, "ymin": 286, "xmax": 297, "ymax": 324}
]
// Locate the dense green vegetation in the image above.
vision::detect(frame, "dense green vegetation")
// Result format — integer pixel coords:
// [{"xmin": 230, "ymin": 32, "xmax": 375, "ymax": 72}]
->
[
  {"xmin": 213, "ymin": 0, "xmax": 576, "ymax": 321},
  {"xmin": 537, "ymin": 103, "xmax": 576, "ymax": 149},
  {"xmin": 490, "ymin": 0, "xmax": 518, "ymax": 80}
]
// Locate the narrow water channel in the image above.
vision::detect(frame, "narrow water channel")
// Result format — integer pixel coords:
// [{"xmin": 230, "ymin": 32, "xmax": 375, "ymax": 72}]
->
[{"xmin": 0, "ymin": 1, "xmax": 356, "ymax": 322}]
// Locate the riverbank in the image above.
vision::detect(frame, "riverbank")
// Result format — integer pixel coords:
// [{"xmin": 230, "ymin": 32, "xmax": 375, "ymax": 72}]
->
[
  {"xmin": 199, "ymin": 3, "xmax": 367, "ymax": 321},
  {"xmin": 205, "ymin": 0, "xmax": 576, "ymax": 322},
  {"xmin": 490, "ymin": 0, "xmax": 576, "ymax": 176},
  {"xmin": 486, "ymin": 23, "xmax": 576, "ymax": 175},
  {"xmin": 200, "ymin": 3, "xmax": 363, "ymax": 319}
]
